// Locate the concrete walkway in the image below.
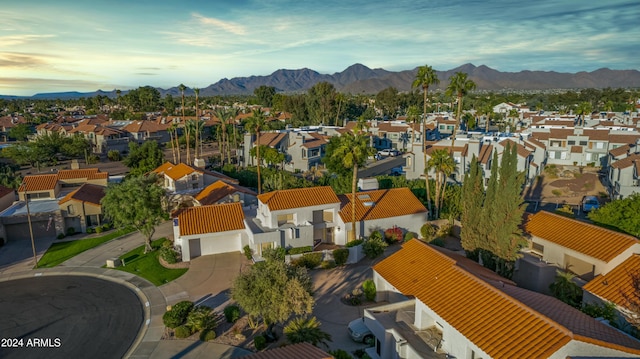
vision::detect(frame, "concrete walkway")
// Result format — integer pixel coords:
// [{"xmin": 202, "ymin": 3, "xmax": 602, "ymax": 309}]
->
[{"xmin": 0, "ymin": 221, "xmax": 252, "ymax": 359}]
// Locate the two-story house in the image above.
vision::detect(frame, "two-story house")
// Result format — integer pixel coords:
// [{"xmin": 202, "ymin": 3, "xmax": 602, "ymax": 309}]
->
[
  {"xmin": 607, "ymin": 141, "xmax": 640, "ymax": 199},
  {"xmin": 367, "ymin": 239, "xmax": 640, "ymax": 359},
  {"xmin": 336, "ymin": 188, "xmax": 428, "ymax": 244}
]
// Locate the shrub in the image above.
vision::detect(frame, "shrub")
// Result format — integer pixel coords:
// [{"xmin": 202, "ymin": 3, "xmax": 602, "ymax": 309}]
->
[
  {"xmin": 362, "ymin": 279, "xmax": 376, "ymax": 302},
  {"xmin": 57, "ymin": 233, "xmax": 65, "ymax": 239},
  {"xmin": 329, "ymin": 349, "xmax": 353, "ymax": 359},
  {"xmin": 384, "ymin": 227, "xmax": 403, "ymax": 244},
  {"xmin": 66, "ymin": 227, "xmax": 76, "ymax": 236},
  {"xmin": 107, "ymin": 150, "xmax": 121, "ymax": 161},
  {"xmin": 587, "ymin": 162, "xmax": 596, "ymax": 167},
  {"xmin": 420, "ymin": 223, "xmax": 436, "ymax": 241},
  {"xmin": 200, "ymin": 328, "xmax": 216, "ymax": 341},
  {"xmin": 243, "ymin": 245, "xmax": 253, "ymax": 260},
  {"xmin": 186, "ymin": 305, "xmax": 216, "ymax": 332},
  {"xmin": 223, "ymin": 304, "xmax": 241, "ymax": 323},
  {"xmin": 160, "ymin": 246, "xmax": 179, "ymax": 264},
  {"xmin": 174, "ymin": 325, "xmax": 192, "ymax": 339},
  {"xmin": 87, "ymin": 154, "xmax": 100, "ymax": 164},
  {"xmin": 552, "ymin": 189, "xmax": 563, "ymax": 197},
  {"xmin": 86, "ymin": 227, "xmax": 95, "ymax": 234},
  {"xmin": 403, "ymin": 232, "xmax": 415, "ymax": 242},
  {"xmin": 581, "ymin": 302, "xmax": 616, "ymax": 322},
  {"xmin": 163, "ymin": 301, "xmax": 194, "ymax": 328},
  {"xmin": 95, "ymin": 225, "xmax": 103, "ymax": 234},
  {"xmin": 363, "ymin": 237, "xmax": 387, "ymax": 259},
  {"xmin": 333, "ymin": 248, "xmax": 349, "ymax": 266},
  {"xmin": 294, "ymin": 252, "xmax": 323, "ymax": 269},
  {"xmin": 321, "ymin": 260, "xmax": 336, "ymax": 269},
  {"xmin": 369, "ymin": 230, "xmax": 383, "ymax": 241},
  {"xmin": 345, "ymin": 288, "xmax": 363, "ymax": 306},
  {"xmin": 254, "ymin": 335, "xmax": 267, "ymax": 350},
  {"xmin": 346, "ymin": 239, "xmax": 364, "ymax": 248},
  {"xmin": 436, "ymin": 222, "xmax": 453, "ymax": 238},
  {"xmin": 287, "ymin": 246, "xmax": 313, "ymax": 255},
  {"xmin": 263, "ymin": 247, "xmax": 285, "ymax": 262}
]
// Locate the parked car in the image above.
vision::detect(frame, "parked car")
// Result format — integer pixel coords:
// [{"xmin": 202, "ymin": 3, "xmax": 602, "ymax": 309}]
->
[
  {"xmin": 378, "ymin": 149, "xmax": 400, "ymax": 157},
  {"xmin": 582, "ymin": 196, "xmax": 600, "ymax": 213},
  {"xmin": 348, "ymin": 318, "xmax": 374, "ymax": 344}
]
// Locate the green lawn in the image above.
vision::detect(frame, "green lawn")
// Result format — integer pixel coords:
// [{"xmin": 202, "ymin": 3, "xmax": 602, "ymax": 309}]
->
[
  {"xmin": 114, "ymin": 238, "xmax": 188, "ymax": 286},
  {"xmin": 37, "ymin": 228, "xmax": 135, "ymax": 268}
]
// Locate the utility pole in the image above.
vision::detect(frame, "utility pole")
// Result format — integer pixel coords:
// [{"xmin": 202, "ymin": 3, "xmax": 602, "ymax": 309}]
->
[{"xmin": 23, "ymin": 184, "xmax": 38, "ymax": 268}]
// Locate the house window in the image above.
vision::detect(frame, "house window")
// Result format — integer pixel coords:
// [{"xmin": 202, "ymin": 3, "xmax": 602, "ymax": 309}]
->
[
  {"xmin": 192, "ymin": 183, "xmax": 198, "ymax": 190},
  {"xmin": 323, "ymin": 210, "xmax": 333, "ymax": 222},
  {"xmin": 302, "ymin": 149, "xmax": 307, "ymax": 158},
  {"xmin": 567, "ymin": 140, "xmax": 575, "ymax": 145},
  {"xmin": 407, "ymin": 157, "xmax": 412, "ymax": 167},
  {"xmin": 67, "ymin": 205, "xmax": 74, "ymax": 215},
  {"xmin": 309, "ymin": 148, "xmax": 320, "ymax": 157},
  {"xmin": 191, "ymin": 174, "xmax": 198, "ymax": 181},
  {"xmin": 532, "ymin": 242, "xmax": 544, "ymax": 256},
  {"xmin": 579, "ymin": 141, "xmax": 588, "ymax": 146},
  {"xmin": 596, "ymin": 142, "xmax": 604, "ymax": 149},
  {"xmin": 550, "ymin": 141, "xmax": 561, "ymax": 147}
]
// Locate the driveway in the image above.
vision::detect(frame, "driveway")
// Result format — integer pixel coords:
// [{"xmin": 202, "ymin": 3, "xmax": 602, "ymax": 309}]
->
[{"xmin": 0, "ymin": 236, "xmax": 54, "ymax": 273}]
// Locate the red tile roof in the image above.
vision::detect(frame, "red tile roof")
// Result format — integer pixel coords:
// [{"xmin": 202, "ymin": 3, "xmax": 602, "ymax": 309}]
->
[
  {"xmin": 256, "ymin": 132, "xmax": 287, "ymax": 147},
  {"xmin": 178, "ymin": 202, "xmax": 245, "ymax": 236},
  {"xmin": 501, "ymin": 139, "xmax": 531, "ymax": 158},
  {"xmin": 153, "ymin": 162, "xmax": 200, "ymax": 181},
  {"xmin": 58, "ymin": 183, "xmax": 106, "ymax": 206},
  {"xmin": 57, "ymin": 168, "xmax": 108, "ymax": 180},
  {"xmin": 549, "ymin": 128, "xmax": 575, "ymax": 139},
  {"xmin": 609, "ymin": 134, "xmax": 640, "ymax": 145},
  {"xmin": 611, "ymin": 153, "xmax": 640, "ymax": 170},
  {"xmin": 583, "ymin": 129, "xmax": 610, "ymax": 141},
  {"xmin": 257, "ymin": 186, "xmax": 340, "ymax": 211},
  {"xmin": 609, "ymin": 144, "xmax": 632, "ymax": 157},
  {"xmin": 338, "ymin": 188, "xmax": 426, "ymax": 222},
  {"xmin": 570, "ymin": 145, "xmax": 583, "ymax": 153},
  {"xmin": 525, "ymin": 211, "xmax": 638, "ymax": 262},
  {"xmin": 195, "ymin": 181, "xmax": 256, "ymax": 206},
  {"xmin": 584, "ymin": 254, "xmax": 640, "ymax": 313},
  {"xmin": 18, "ymin": 174, "xmax": 58, "ymax": 192},
  {"xmin": 375, "ymin": 240, "xmax": 640, "ymax": 357},
  {"xmin": 239, "ymin": 342, "xmax": 332, "ymax": 359}
]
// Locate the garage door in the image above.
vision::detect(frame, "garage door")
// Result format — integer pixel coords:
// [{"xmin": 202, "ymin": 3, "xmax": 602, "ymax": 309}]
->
[
  {"xmin": 5, "ymin": 221, "xmax": 57, "ymax": 241},
  {"xmin": 195, "ymin": 234, "xmax": 241, "ymax": 258}
]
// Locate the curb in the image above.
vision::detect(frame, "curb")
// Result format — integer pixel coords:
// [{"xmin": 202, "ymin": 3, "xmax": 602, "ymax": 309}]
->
[{"xmin": 0, "ymin": 267, "xmax": 166, "ymax": 359}]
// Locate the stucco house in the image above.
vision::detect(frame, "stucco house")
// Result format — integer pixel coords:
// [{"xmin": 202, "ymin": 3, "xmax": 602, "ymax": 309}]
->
[
  {"xmin": 58, "ymin": 183, "xmax": 106, "ymax": 233},
  {"xmin": 515, "ymin": 211, "xmax": 640, "ymax": 294},
  {"xmin": 336, "ymin": 188, "xmax": 427, "ymax": 244},
  {"xmin": 193, "ymin": 181, "xmax": 257, "ymax": 208},
  {"xmin": 607, "ymin": 142, "xmax": 640, "ymax": 199},
  {"xmin": 368, "ymin": 239, "xmax": 640, "ymax": 359},
  {"xmin": 173, "ymin": 202, "xmax": 248, "ymax": 261}
]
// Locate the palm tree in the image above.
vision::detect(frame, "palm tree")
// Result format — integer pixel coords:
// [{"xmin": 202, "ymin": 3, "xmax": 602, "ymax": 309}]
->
[
  {"xmin": 446, "ymin": 72, "xmax": 476, "ymax": 149},
  {"xmin": 406, "ymin": 105, "xmax": 420, "ymax": 150},
  {"xmin": 178, "ymin": 84, "xmax": 187, "ymax": 163},
  {"xmin": 168, "ymin": 122, "xmax": 178, "ymax": 163},
  {"xmin": 576, "ymin": 101, "xmax": 592, "ymax": 127},
  {"xmin": 228, "ymin": 108, "xmax": 239, "ymax": 166},
  {"xmin": 245, "ymin": 109, "xmax": 267, "ymax": 194},
  {"xmin": 193, "ymin": 87, "xmax": 200, "ymax": 159},
  {"xmin": 412, "ymin": 65, "xmax": 440, "ymax": 209},
  {"xmin": 284, "ymin": 316, "xmax": 332, "ymax": 347},
  {"xmin": 549, "ymin": 270, "xmax": 582, "ymax": 308},
  {"xmin": 329, "ymin": 130, "xmax": 373, "ymax": 241},
  {"xmin": 428, "ymin": 149, "xmax": 456, "ymax": 219},
  {"xmin": 214, "ymin": 109, "xmax": 228, "ymax": 166},
  {"xmin": 478, "ymin": 103, "xmax": 494, "ymax": 133}
]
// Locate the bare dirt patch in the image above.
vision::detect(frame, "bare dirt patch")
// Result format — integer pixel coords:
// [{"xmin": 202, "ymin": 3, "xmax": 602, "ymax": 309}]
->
[{"xmin": 532, "ymin": 165, "xmax": 608, "ymax": 205}]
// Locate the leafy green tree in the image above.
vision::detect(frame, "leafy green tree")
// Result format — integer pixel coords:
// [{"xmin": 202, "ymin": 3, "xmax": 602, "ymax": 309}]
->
[
  {"xmin": 231, "ymin": 258, "xmax": 314, "ymax": 331},
  {"xmin": 284, "ymin": 316, "xmax": 332, "ymax": 347},
  {"xmin": 307, "ymin": 82, "xmax": 336, "ymax": 125},
  {"xmin": 588, "ymin": 193, "xmax": 640, "ymax": 237},
  {"xmin": 446, "ymin": 72, "xmax": 476, "ymax": 148},
  {"xmin": 576, "ymin": 101, "xmax": 592, "ymax": 127},
  {"xmin": 61, "ymin": 134, "xmax": 91, "ymax": 159},
  {"xmin": 375, "ymin": 87, "xmax": 399, "ymax": 118},
  {"xmin": 412, "ymin": 65, "xmax": 440, "ymax": 214},
  {"xmin": 123, "ymin": 141, "xmax": 165, "ymax": 177},
  {"xmin": 478, "ymin": 103, "xmax": 494, "ymax": 133},
  {"xmin": 244, "ymin": 109, "xmax": 268, "ymax": 194},
  {"xmin": 7, "ymin": 123, "xmax": 32, "ymax": 141},
  {"xmin": 254, "ymin": 85, "xmax": 276, "ymax": 107},
  {"xmin": 327, "ymin": 131, "xmax": 374, "ymax": 240},
  {"xmin": 185, "ymin": 306, "xmax": 216, "ymax": 332},
  {"xmin": 101, "ymin": 174, "xmax": 165, "ymax": 253},
  {"xmin": 249, "ymin": 145, "xmax": 284, "ymax": 168}
]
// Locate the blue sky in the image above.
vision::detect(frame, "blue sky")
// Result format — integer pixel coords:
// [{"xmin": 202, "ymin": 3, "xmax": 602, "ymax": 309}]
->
[{"xmin": 1, "ymin": 0, "xmax": 638, "ymax": 96}]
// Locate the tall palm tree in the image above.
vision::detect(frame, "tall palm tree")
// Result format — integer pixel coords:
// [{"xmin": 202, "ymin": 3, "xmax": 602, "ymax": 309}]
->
[
  {"xmin": 214, "ymin": 109, "xmax": 228, "ymax": 166},
  {"xmin": 193, "ymin": 87, "xmax": 200, "ymax": 159},
  {"xmin": 478, "ymin": 103, "xmax": 494, "ymax": 133},
  {"xmin": 412, "ymin": 65, "xmax": 440, "ymax": 210},
  {"xmin": 245, "ymin": 109, "xmax": 267, "ymax": 194},
  {"xmin": 178, "ymin": 84, "xmax": 187, "ymax": 163},
  {"xmin": 168, "ymin": 122, "xmax": 178, "ymax": 163},
  {"xmin": 446, "ymin": 72, "xmax": 476, "ymax": 149},
  {"xmin": 228, "ymin": 108, "xmax": 239, "ymax": 166},
  {"xmin": 576, "ymin": 101, "xmax": 592, "ymax": 127},
  {"xmin": 406, "ymin": 105, "xmax": 420, "ymax": 150},
  {"xmin": 329, "ymin": 130, "xmax": 373, "ymax": 241},
  {"xmin": 428, "ymin": 149, "xmax": 456, "ymax": 219}
]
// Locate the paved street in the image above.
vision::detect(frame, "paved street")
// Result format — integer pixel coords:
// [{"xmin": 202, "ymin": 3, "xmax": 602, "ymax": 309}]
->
[{"xmin": 0, "ymin": 276, "xmax": 143, "ymax": 359}]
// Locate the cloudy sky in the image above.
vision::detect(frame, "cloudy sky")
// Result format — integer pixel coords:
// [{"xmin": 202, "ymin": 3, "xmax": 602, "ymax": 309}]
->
[{"xmin": 1, "ymin": 0, "xmax": 638, "ymax": 96}]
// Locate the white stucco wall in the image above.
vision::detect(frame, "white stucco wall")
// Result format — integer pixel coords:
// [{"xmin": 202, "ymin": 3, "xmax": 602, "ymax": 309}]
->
[
  {"xmin": 256, "ymin": 202, "xmax": 339, "ymax": 229},
  {"xmin": 335, "ymin": 213, "xmax": 428, "ymax": 245},
  {"xmin": 548, "ymin": 339, "xmax": 640, "ymax": 358},
  {"xmin": 177, "ymin": 229, "xmax": 245, "ymax": 261}
]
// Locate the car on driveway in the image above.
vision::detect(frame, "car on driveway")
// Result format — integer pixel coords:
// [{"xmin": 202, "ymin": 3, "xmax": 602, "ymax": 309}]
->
[
  {"xmin": 348, "ymin": 317, "xmax": 374, "ymax": 344},
  {"xmin": 582, "ymin": 196, "xmax": 600, "ymax": 213}
]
